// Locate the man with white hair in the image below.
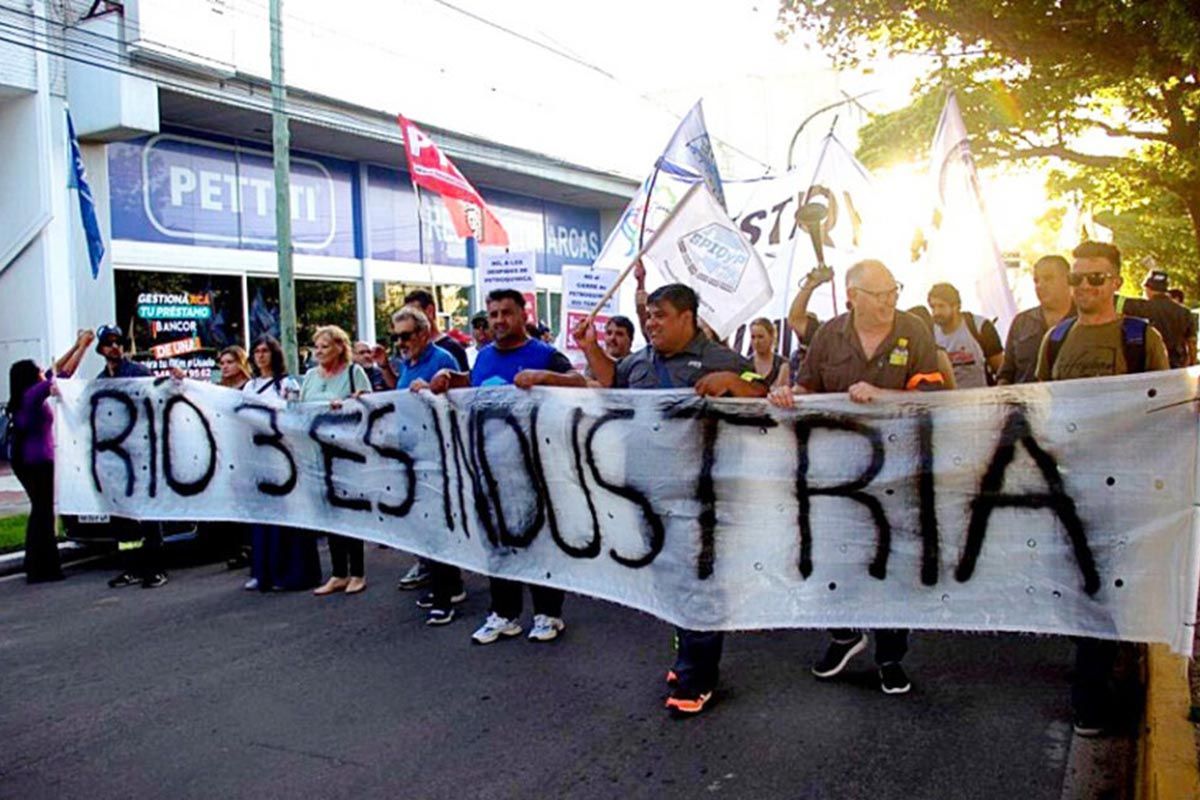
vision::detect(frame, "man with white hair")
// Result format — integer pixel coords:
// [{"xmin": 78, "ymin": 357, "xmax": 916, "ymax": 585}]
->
[{"xmin": 770, "ymin": 259, "xmax": 944, "ymax": 695}]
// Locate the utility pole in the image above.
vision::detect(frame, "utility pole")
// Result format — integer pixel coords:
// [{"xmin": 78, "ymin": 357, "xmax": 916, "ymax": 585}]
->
[{"xmin": 270, "ymin": 0, "xmax": 299, "ymax": 374}]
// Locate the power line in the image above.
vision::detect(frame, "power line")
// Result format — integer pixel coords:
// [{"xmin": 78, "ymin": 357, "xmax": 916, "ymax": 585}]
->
[{"xmin": 40, "ymin": 0, "xmax": 777, "ymax": 172}]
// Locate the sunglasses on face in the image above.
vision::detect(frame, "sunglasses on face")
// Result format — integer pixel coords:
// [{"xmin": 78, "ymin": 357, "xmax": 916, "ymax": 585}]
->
[
  {"xmin": 1068, "ymin": 272, "xmax": 1113, "ymax": 287},
  {"xmin": 391, "ymin": 331, "xmax": 416, "ymax": 343}
]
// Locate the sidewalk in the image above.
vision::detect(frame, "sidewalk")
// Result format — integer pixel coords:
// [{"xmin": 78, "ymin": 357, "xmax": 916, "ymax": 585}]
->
[{"xmin": 0, "ymin": 461, "xmax": 30, "ymax": 516}]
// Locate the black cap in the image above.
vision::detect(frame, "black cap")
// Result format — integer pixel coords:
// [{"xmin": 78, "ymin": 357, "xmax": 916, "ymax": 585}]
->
[
  {"xmin": 1143, "ymin": 270, "xmax": 1170, "ymax": 292},
  {"xmin": 95, "ymin": 324, "xmax": 124, "ymax": 353}
]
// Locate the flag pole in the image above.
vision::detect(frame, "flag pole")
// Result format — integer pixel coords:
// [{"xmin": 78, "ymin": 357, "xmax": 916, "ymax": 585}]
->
[{"xmin": 585, "ymin": 183, "xmax": 704, "ymax": 320}]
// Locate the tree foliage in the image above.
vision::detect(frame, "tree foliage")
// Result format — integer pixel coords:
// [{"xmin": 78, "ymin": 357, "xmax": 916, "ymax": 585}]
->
[{"xmin": 778, "ymin": 0, "xmax": 1200, "ymax": 296}]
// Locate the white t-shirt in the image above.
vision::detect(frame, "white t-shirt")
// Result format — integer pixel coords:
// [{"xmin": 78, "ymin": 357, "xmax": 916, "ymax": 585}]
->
[
  {"xmin": 935, "ymin": 314, "xmax": 990, "ymax": 389},
  {"xmin": 242, "ymin": 375, "xmax": 300, "ymax": 400}
]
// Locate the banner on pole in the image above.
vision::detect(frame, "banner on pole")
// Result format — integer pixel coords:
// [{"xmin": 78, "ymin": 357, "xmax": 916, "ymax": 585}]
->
[
  {"xmin": 640, "ymin": 184, "xmax": 773, "ymax": 341},
  {"xmin": 478, "ymin": 250, "xmax": 538, "ymax": 325},
  {"xmin": 560, "ymin": 266, "xmax": 619, "ymax": 366},
  {"xmin": 55, "ymin": 372, "xmax": 1200, "ymax": 654}
]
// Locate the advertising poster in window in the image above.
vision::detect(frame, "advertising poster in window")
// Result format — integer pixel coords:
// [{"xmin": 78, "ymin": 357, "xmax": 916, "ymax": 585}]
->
[{"xmin": 114, "ymin": 271, "xmax": 244, "ymax": 379}]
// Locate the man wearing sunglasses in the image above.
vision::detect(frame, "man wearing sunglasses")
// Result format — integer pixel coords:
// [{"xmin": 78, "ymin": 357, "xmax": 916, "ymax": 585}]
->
[
  {"xmin": 1034, "ymin": 241, "xmax": 1168, "ymax": 738},
  {"xmin": 1035, "ymin": 241, "xmax": 1169, "ymax": 382}
]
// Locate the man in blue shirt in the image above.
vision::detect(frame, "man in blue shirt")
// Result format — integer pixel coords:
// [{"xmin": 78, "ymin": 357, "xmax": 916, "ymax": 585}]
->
[
  {"xmin": 380, "ymin": 308, "xmax": 459, "ymax": 390},
  {"xmin": 415, "ymin": 289, "xmax": 585, "ymax": 638}
]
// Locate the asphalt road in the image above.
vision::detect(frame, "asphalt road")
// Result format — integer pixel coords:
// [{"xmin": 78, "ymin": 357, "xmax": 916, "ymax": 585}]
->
[{"xmin": 0, "ymin": 548, "xmax": 1134, "ymax": 799}]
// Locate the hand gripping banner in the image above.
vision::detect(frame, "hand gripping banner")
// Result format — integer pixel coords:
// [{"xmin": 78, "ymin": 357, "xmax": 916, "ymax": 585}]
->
[{"xmin": 55, "ymin": 373, "xmax": 1200, "ymax": 653}]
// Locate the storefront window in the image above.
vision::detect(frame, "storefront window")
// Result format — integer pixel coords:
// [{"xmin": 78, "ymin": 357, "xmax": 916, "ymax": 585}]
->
[
  {"xmin": 247, "ymin": 277, "xmax": 358, "ymax": 369},
  {"xmin": 373, "ymin": 282, "xmax": 471, "ymax": 344},
  {"xmin": 113, "ymin": 269, "xmax": 244, "ymax": 379}
]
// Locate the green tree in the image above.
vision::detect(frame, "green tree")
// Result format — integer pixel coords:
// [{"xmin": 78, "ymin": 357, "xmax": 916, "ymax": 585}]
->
[{"xmin": 779, "ymin": 0, "xmax": 1200, "ymax": 297}]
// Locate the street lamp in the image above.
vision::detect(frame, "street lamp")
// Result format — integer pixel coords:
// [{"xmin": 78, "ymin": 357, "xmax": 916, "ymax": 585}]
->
[{"xmin": 785, "ymin": 90, "xmax": 877, "ymax": 170}]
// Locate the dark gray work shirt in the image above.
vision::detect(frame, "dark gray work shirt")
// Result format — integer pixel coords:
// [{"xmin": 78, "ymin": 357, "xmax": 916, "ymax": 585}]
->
[
  {"xmin": 614, "ymin": 333, "xmax": 752, "ymax": 390},
  {"xmin": 998, "ymin": 304, "xmax": 1075, "ymax": 385}
]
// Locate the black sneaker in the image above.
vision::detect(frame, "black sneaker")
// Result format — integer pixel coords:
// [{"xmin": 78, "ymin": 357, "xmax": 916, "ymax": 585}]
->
[
  {"xmin": 108, "ymin": 571, "xmax": 138, "ymax": 588},
  {"xmin": 141, "ymin": 573, "xmax": 169, "ymax": 589},
  {"xmin": 415, "ymin": 589, "xmax": 467, "ymax": 609},
  {"xmin": 426, "ymin": 608, "xmax": 455, "ymax": 626},
  {"xmin": 665, "ymin": 689, "xmax": 714, "ymax": 717},
  {"xmin": 812, "ymin": 634, "xmax": 868, "ymax": 678},
  {"xmin": 878, "ymin": 662, "xmax": 911, "ymax": 695}
]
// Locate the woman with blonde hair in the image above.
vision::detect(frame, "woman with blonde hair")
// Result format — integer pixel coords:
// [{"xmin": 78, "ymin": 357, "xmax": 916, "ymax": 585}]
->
[
  {"xmin": 215, "ymin": 345, "xmax": 252, "ymax": 389},
  {"xmin": 749, "ymin": 317, "xmax": 789, "ymax": 388},
  {"xmin": 300, "ymin": 325, "xmax": 372, "ymax": 595}
]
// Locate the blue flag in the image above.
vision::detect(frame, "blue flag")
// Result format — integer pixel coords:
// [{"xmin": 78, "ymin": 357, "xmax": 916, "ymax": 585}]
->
[
  {"xmin": 67, "ymin": 111, "xmax": 105, "ymax": 279},
  {"xmin": 656, "ymin": 100, "xmax": 725, "ymax": 210}
]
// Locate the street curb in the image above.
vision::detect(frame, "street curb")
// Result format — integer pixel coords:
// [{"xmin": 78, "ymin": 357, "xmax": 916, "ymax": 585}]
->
[
  {"xmin": 0, "ymin": 542, "xmax": 90, "ymax": 578},
  {"xmin": 1136, "ymin": 644, "xmax": 1200, "ymax": 799}
]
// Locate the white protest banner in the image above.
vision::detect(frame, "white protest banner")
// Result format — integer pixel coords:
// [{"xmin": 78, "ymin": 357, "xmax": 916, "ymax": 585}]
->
[
  {"xmin": 915, "ymin": 92, "xmax": 1018, "ymax": 335},
  {"xmin": 725, "ymin": 134, "xmax": 875, "ymax": 358},
  {"xmin": 560, "ymin": 266, "xmax": 620, "ymax": 367},
  {"xmin": 641, "ymin": 184, "xmax": 774, "ymax": 341},
  {"xmin": 478, "ymin": 250, "xmax": 538, "ymax": 324},
  {"xmin": 56, "ymin": 372, "xmax": 1200, "ymax": 653}
]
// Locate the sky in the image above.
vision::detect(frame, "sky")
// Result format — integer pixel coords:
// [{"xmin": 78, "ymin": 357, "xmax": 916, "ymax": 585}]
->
[{"xmin": 134, "ymin": 0, "xmax": 1059, "ymax": 255}]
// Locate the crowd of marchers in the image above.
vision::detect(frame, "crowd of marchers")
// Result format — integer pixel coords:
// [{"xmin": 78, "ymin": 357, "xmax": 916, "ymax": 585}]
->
[{"xmin": 3, "ymin": 241, "xmax": 1189, "ymax": 735}]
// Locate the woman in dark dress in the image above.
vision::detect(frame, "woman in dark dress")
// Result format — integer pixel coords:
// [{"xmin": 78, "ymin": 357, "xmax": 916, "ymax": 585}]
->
[
  {"xmin": 6, "ymin": 330, "xmax": 94, "ymax": 582},
  {"xmin": 241, "ymin": 335, "xmax": 321, "ymax": 592}
]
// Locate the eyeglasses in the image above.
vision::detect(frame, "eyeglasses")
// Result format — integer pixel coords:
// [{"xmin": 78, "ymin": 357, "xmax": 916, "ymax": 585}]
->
[
  {"xmin": 854, "ymin": 282, "xmax": 903, "ymax": 301},
  {"xmin": 1068, "ymin": 272, "xmax": 1113, "ymax": 287},
  {"xmin": 99, "ymin": 338, "xmax": 122, "ymax": 349},
  {"xmin": 391, "ymin": 331, "xmax": 416, "ymax": 343}
]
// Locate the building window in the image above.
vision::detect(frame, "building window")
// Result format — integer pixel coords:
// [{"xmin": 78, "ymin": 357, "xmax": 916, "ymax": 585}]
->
[
  {"xmin": 373, "ymin": 281, "xmax": 470, "ymax": 344},
  {"xmin": 247, "ymin": 277, "xmax": 358, "ymax": 366}
]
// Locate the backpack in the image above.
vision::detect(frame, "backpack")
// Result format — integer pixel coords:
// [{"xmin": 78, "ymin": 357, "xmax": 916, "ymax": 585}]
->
[
  {"xmin": 0, "ymin": 409, "xmax": 16, "ymax": 464},
  {"xmin": 961, "ymin": 313, "xmax": 998, "ymax": 386},
  {"xmin": 1044, "ymin": 316, "xmax": 1149, "ymax": 376}
]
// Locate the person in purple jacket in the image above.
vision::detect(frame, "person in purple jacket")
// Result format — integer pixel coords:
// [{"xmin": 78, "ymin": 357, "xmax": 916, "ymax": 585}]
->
[{"xmin": 5, "ymin": 329, "xmax": 95, "ymax": 582}]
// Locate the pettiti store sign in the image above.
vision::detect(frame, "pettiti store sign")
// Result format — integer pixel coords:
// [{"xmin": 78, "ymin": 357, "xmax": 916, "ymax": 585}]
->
[{"xmin": 108, "ymin": 133, "xmax": 357, "ymax": 257}]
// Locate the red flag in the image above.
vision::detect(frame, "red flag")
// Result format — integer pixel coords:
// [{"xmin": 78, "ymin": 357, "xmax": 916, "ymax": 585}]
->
[{"xmin": 397, "ymin": 115, "xmax": 509, "ymax": 246}]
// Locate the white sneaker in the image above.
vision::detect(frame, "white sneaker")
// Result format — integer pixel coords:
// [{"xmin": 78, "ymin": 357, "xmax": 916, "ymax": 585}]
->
[
  {"xmin": 471, "ymin": 613, "xmax": 522, "ymax": 645},
  {"xmin": 527, "ymin": 614, "xmax": 565, "ymax": 642}
]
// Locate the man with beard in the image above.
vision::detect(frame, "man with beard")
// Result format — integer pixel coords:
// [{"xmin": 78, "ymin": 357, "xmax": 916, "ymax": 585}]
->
[{"xmin": 926, "ymin": 282, "xmax": 1003, "ymax": 388}]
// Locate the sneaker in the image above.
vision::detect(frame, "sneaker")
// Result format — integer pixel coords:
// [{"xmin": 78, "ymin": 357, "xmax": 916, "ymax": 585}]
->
[
  {"xmin": 666, "ymin": 669, "xmax": 679, "ymax": 687},
  {"xmin": 107, "ymin": 572, "xmax": 138, "ymax": 588},
  {"xmin": 527, "ymin": 614, "xmax": 565, "ymax": 642},
  {"xmin": 415, "ymin": 589, "xmax": 467, "ymax": 609},
  {"xmin": 243, "ymin": 578, "xmax": 260, "ymax": 591},
  {"xmin": 397, "ymin": 562, "xmax": 431, "ymax": 590},
  {"xmin": 426, "ymin": 608, "xmax": 456, "ymax": 626},
  {"xmin": 812, "ymin": 633, "xmax": 868, "ymax": 678},
  {"xmin": 665, "ymin": 689, "xmax": 713, "ymax": 717},
  {"xmin": 1072, "ymin": 713, "xmax": 1109, "ymax": 738},
  {"xmin": 141, "ymin": 573, "xmax": 169, "ymax": 589},
  {"xmin": 471, "ymin": 613, "xmax": 522, "ymax": 644},
  {"xmin": 878, "ymin": 662, "xmax": 911, "ymax": 695}
]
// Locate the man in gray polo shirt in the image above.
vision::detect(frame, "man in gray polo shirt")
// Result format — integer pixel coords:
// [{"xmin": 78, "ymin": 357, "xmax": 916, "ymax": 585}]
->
[{"xmin": 575, "ymin": 282, "xmax": 766, "ymax": 717}]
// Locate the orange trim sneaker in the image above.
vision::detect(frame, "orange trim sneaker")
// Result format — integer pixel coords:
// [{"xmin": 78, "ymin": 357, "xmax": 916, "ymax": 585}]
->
[
  {"xmin": 665, "ymin": 690, "xmax": 713, "ymax": 717},
  {"xmin": 665, "ymin": 669, "xmax": 679, "ymax": 687}
]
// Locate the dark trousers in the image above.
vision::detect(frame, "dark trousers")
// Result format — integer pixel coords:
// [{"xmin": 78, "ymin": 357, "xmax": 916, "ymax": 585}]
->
[
  {"xmin": 250, "ymin": 524, "xmax": 322, "ymax": 591},
  {"xmin": 1072, "ymin": 637, "xmax": 1118, "ymax": 720},
  {"xmin": 326, "ymin": 534, "xmax": 364, "ymax": 578},
  {"xmin": 673, "ymin": 628, "xmax": 725, "ymax": 695},
  {"xmin": 429, "ymin": 561, "xmax": 464, "ymax": 610},
  {"xmin": 831, "ymin": 628, "xmax": 909, "ymax": 664},
  {"xmin": 12, "ymin": 461, "xmax": 61, "ymax": 581},
  {"xmin": 114, "ymin": 518, "xmax": 164, "ymax": 579},
  {"xmin": 489, "ymin": 578, "xmax": 563, "ymax": 620}
]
